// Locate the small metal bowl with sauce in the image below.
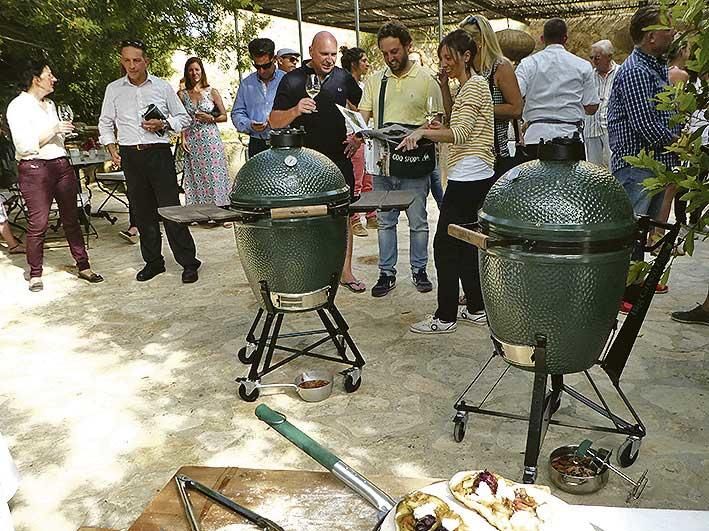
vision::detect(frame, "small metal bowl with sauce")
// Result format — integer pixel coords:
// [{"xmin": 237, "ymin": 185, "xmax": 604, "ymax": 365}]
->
[
  {"xmin": 549, "ymin": 445, "xmax": 609, "ymax": 495},
  {"xmin": 257, "ymin": 369, "xmax": 333, "ymax": 402},
  {"xmin": 294, "ymin": 370, "xmax": 333, "ymax": 402}
]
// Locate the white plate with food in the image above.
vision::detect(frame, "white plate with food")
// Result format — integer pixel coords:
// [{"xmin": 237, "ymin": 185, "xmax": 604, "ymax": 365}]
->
[{"xmin": 380, "ymin": 470, "xmax": 594, "ymax": 531}]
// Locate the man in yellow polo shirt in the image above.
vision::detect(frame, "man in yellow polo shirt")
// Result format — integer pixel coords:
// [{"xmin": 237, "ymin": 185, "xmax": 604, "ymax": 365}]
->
[{"xmin": 355, "ymin": 20, "xmax": 443, "ymax": 298}]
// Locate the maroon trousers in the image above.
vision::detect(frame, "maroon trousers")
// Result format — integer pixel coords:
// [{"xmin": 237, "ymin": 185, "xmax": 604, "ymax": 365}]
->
[{"xmin": 18, "ymin": 157, "xmax": 90, "ymax": 277}]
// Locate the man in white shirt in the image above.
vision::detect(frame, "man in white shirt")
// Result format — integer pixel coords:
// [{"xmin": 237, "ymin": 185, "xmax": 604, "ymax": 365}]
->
[
  {"xmin": 99, "ymin": 39, "xmax": 200, "ymax": 283},
  {"xmin": 515, "ymin": 18, "xmax": 599, "ymax": 159},
  {"xmin": 584, "ymin": 40, "xmax": 619, "ymax": 168}
]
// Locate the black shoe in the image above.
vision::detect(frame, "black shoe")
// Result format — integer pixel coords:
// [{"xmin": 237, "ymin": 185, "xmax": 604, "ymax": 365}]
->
[
  {"xmin": 671, "ymin": 305, "xmax": 709, "ymax": 326},
  {"xmin": 136, "ymin": 265, "xmax": 165, "ymax": 282},
  {"xmin": 182, "ymin": 267, "xmax": 199, "ymax": 284},
  {"xmin": 371, "ymin": 274, "xmax": 396, "ymax": 297},
  {"xmin": 412, "ymin": 270, "xmax": 433, "ymax": 293}
]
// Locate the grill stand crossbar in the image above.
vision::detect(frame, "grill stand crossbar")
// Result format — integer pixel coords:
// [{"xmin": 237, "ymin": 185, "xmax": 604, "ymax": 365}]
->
[
  {"xmin": 235, "ymin": 277, "xmax": 365, "ymax": 402},
  {"xmin": 452, "ymin": 217, "xmax": 680, "ymax": 484}
]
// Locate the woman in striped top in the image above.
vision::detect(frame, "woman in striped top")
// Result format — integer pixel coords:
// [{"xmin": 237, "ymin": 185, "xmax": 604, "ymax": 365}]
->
[{"xmin": 397, "ymin": 29, "xmax": 495, "ymax": 334}]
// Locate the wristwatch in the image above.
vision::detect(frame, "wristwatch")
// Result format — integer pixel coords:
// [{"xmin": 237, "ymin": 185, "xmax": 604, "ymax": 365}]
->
[{"xmin": 161, "ymin": 119, "xmax": 170, "ymax": 131}]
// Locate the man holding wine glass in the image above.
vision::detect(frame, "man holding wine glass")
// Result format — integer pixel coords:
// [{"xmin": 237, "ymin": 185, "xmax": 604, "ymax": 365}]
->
[
  {"xmin": 98, "ymin": 39, "xmax": 201, "ymax": 284},
  {"xmin": 270, "ymin": 31, "xmax": 365, "ymax": 293},
  {"xmin": 352, "ymin": 21, "xmax": 443, "ymax": 298}
]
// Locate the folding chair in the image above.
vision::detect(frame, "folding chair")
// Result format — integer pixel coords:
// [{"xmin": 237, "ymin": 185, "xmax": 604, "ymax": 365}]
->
[{"xmin": 94, "ymin": 171, "xmax": 128, "ymax": 224}]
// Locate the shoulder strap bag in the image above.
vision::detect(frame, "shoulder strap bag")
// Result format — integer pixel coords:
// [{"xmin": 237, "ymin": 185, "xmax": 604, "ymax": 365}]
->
[{"xmin": 372, "ymin": 72, "xmax": 436, "ymax": 178}]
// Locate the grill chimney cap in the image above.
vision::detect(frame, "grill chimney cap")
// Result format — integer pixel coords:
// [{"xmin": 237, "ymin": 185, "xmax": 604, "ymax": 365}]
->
[
  {"xmin": 270, "ymin": 127, "xmax": 306, "ymax": 148},
  {"xmin": 538, "ymin": 134, "xmax": 585, "ymax": 161}
]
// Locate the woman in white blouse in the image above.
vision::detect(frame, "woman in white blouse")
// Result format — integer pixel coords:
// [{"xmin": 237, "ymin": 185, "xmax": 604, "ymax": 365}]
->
[{"xmin": 6, "ymin": 60, "xmax": 103, "ymax": 292}]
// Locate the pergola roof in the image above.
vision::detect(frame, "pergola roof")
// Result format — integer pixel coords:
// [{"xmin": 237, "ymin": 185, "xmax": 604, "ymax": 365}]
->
[{"xmin": 255, "ymin": 0, "xmax": 644, "ymax": 31}]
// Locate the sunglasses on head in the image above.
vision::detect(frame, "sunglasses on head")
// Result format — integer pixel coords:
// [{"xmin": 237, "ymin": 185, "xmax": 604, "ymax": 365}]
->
[
  {"xmin": 120, "ymin": 39, "xmax": 146, "ymax": 51},
  {"xmin": 253, "ymin": 61, "xmax": 273, "ymax": 70},
  {"xmin": 461, "ymin": 16, "xmax": 479, "ymax": 27}
]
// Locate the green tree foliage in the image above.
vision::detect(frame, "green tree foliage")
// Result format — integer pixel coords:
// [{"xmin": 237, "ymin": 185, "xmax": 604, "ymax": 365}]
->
[
  {"xmin": 0, "ymin": 0, "xmax": 267, "ymax": 121},
  {"xmin": 629, "ymin": 0, "xmax": 709, "ymax": 260}
]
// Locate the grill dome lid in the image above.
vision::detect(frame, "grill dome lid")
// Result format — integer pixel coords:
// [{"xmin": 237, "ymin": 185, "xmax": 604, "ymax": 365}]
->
[
  {"xmin": 230, "ymin": 128, "xmax": 350, "ymax": 210},
  {"xmin": 479, "ymin": 139, "xmax": 635, "ymax": 244}
]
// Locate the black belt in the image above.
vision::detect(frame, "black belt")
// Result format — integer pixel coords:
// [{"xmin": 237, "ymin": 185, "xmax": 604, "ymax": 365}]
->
[
  {"xmin": 527, "ymin": 119, "xmax": 583, "ymax": 128},
  {"xmin": 120, "ymin": 143, "xmax": 170, "ymax": 151}
]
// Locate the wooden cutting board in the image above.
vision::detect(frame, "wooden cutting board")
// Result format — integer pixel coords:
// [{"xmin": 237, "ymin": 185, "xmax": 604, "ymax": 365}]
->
[{"xmin": 126, "ymin": 466, "xmax": 436, "ymax": 531}]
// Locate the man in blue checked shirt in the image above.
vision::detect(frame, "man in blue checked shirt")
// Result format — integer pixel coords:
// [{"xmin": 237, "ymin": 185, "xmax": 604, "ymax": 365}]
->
[
  {"xmin": 231, "ymin": 38, "xmax": 285, "ymax": 158},
  {"xmin": 607, "ymin": 5, "xmax": 680, "ymax": 226}
]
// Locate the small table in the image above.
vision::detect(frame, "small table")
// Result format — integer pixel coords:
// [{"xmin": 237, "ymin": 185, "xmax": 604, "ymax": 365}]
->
[{"xmin": 66, "ymin": 149, "xmax": 109, "ymax": 239}]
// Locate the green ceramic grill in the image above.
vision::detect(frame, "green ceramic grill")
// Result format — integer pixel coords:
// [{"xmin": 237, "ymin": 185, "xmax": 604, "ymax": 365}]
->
[
  {"xmin": 452, "ymin": 139, "xmax": 637, "ymax": 374},
  {"xmin": 230, "ymin": 129, "xmax": 350, "ymax": 312}
]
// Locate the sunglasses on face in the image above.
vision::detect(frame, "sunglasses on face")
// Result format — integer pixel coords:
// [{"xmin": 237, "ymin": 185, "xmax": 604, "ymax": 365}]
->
[
  {"xmin": 283, "ymin": 56, "xmax": 298, "ymax": 63},
  {"xmin": 253, "ymin": 61, "xmax": 274, "ymax": 70},
  {"xmin": 121, "ymin": 39, "xmax": 146, "ymax": 51}
]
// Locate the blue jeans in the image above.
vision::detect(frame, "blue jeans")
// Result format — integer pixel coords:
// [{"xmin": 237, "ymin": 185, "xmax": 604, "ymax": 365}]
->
[
  {"xmin": 613, "ymin": 165, "xmax": 663, "ymax": 219},
  {"xmin": 614, "ymin": 165, "xmax": 662, "ymax": 261},
  {"xmin": 373, "ymin": 171, "xmax": 433, "ymax": 277},
  {"xmin": 430, "ymin": 169, "xmax": 444, "ymax": 208}
]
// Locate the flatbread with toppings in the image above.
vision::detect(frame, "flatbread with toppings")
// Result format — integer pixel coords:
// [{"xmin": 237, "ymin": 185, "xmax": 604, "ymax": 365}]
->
[
  {"xmin": 448, "ymin": 470, "xmax": 552, "ymax": 531},
  {"xmin": 395, "ymin": 491, "xmax": 466, "ymax": 531}
]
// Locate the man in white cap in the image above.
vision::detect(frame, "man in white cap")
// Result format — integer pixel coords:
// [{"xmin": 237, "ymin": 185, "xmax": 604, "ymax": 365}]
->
[{"xmin": 276, "ymin": 48, "xmax": 300, "ymax": 73}]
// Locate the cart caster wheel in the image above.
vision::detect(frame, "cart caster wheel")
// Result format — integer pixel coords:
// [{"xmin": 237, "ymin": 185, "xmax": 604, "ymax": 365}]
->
[
  {"xmin": 344, "ymin": 374, "xmax": 361, "ymax": 393},
  {"xmin": 237, "ymin": 344, "xmax": 256, "ymax": 364},
  {"xmin": 237, "ymin": 347, "xmax": 250, "ymax": 364},
  {"xmin": 238, "ymin": 383, "xmax": 260, "ymax": 402},
  {"xmin": 453, "ymin": 419, "xmax": 466, "ymax": 443},
  {"xmin": 617, "ymin": 436, "xmax": 641, "ymax": 468}
]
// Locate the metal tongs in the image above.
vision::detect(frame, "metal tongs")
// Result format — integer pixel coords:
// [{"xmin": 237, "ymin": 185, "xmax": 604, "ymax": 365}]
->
[
  {"xmin": 175, "ymin": 474, "xmax": 285, "ymax": 531},
  {"xmin": 576, "ymin": 440, "xmax": 649, "ymax": 502}
]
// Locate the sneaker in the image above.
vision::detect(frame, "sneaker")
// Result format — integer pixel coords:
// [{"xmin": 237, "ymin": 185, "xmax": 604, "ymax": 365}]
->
[
  {"xmin": 619, "ymin": 300, "xmax": 633, "ymax": 315},
  {"xmin": 410, "ymin": 315, "xmax": 457, "ymax": 334},
  {"xmin": 458, "ymin": 306, "xmax": 487, "ymax": 326},
  {"xmin": 366, "ymin": 216, "xmax": 379, "ymax": 230},
  {"xmin": 351, "ymin": 219, "xmax": 368, "ymax": 237},
  {"xmin": 371, "ymin": 274, "xmax": 396, "ymax": 297},
  {"xmin": 671, "ymin": 305, "xmax": 709, "ymax": 326},
  {"xmin": 412, "ymin": 270, "xmax": 433, "ymax": 293},
  {"xmin": 29, "ymin": 277, "xmax": 43, "ymax": 292}
]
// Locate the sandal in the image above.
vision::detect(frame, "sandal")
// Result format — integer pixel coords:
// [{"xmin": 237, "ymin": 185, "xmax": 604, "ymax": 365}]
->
[
  {"xmin": 8, "ymin": 243, "xmax": 25, "ymax": 254},
  {"xmin": 339, "ymin": 280, "xmax": 366, "ymax": 293},
  {"xmin": 78, "ymin": 271, "xmax": 105, "ymax": 283}
]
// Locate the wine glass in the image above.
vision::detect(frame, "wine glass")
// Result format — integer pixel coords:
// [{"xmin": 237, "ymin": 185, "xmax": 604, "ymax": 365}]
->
[
  {"xmin": 425, "ymin": 95, "xmax": 436, "ymax": 125},
  {"xmin": 305, "ymin": 74, "xmax": 321, "ymax": 112},
  {"xmin": 57, "ymin": 104, "xmax": 78, "ymax": 138}
]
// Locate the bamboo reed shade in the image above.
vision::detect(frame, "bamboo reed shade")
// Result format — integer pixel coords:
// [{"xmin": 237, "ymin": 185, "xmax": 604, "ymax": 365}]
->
[{"xmin": 254, "ymin": 0, "xmax": 643, "ymax": 32}]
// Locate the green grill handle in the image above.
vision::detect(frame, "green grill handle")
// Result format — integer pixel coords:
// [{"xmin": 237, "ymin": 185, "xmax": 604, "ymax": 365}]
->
[
  {"xmin": 576, "ymin": 439, "xmax": 593, "ymax": 457},
  {"xmin": 255, "ymin": 405, "xmax": 397, "ymax": 516},
  {"xmin": 255, "ymin": 404, "xmax": 340, "ymax": 470}
]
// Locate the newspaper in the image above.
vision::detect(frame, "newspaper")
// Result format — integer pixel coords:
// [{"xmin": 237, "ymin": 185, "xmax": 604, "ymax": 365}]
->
[{"xmin": 336, "ymin": 104, "xmax": 403, "ymax": 144}]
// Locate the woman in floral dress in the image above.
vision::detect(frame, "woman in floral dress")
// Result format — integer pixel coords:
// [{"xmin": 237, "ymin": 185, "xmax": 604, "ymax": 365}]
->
[{"xmin": 178, "ymin": 57, "xmax": 231, "ymax": 207}]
